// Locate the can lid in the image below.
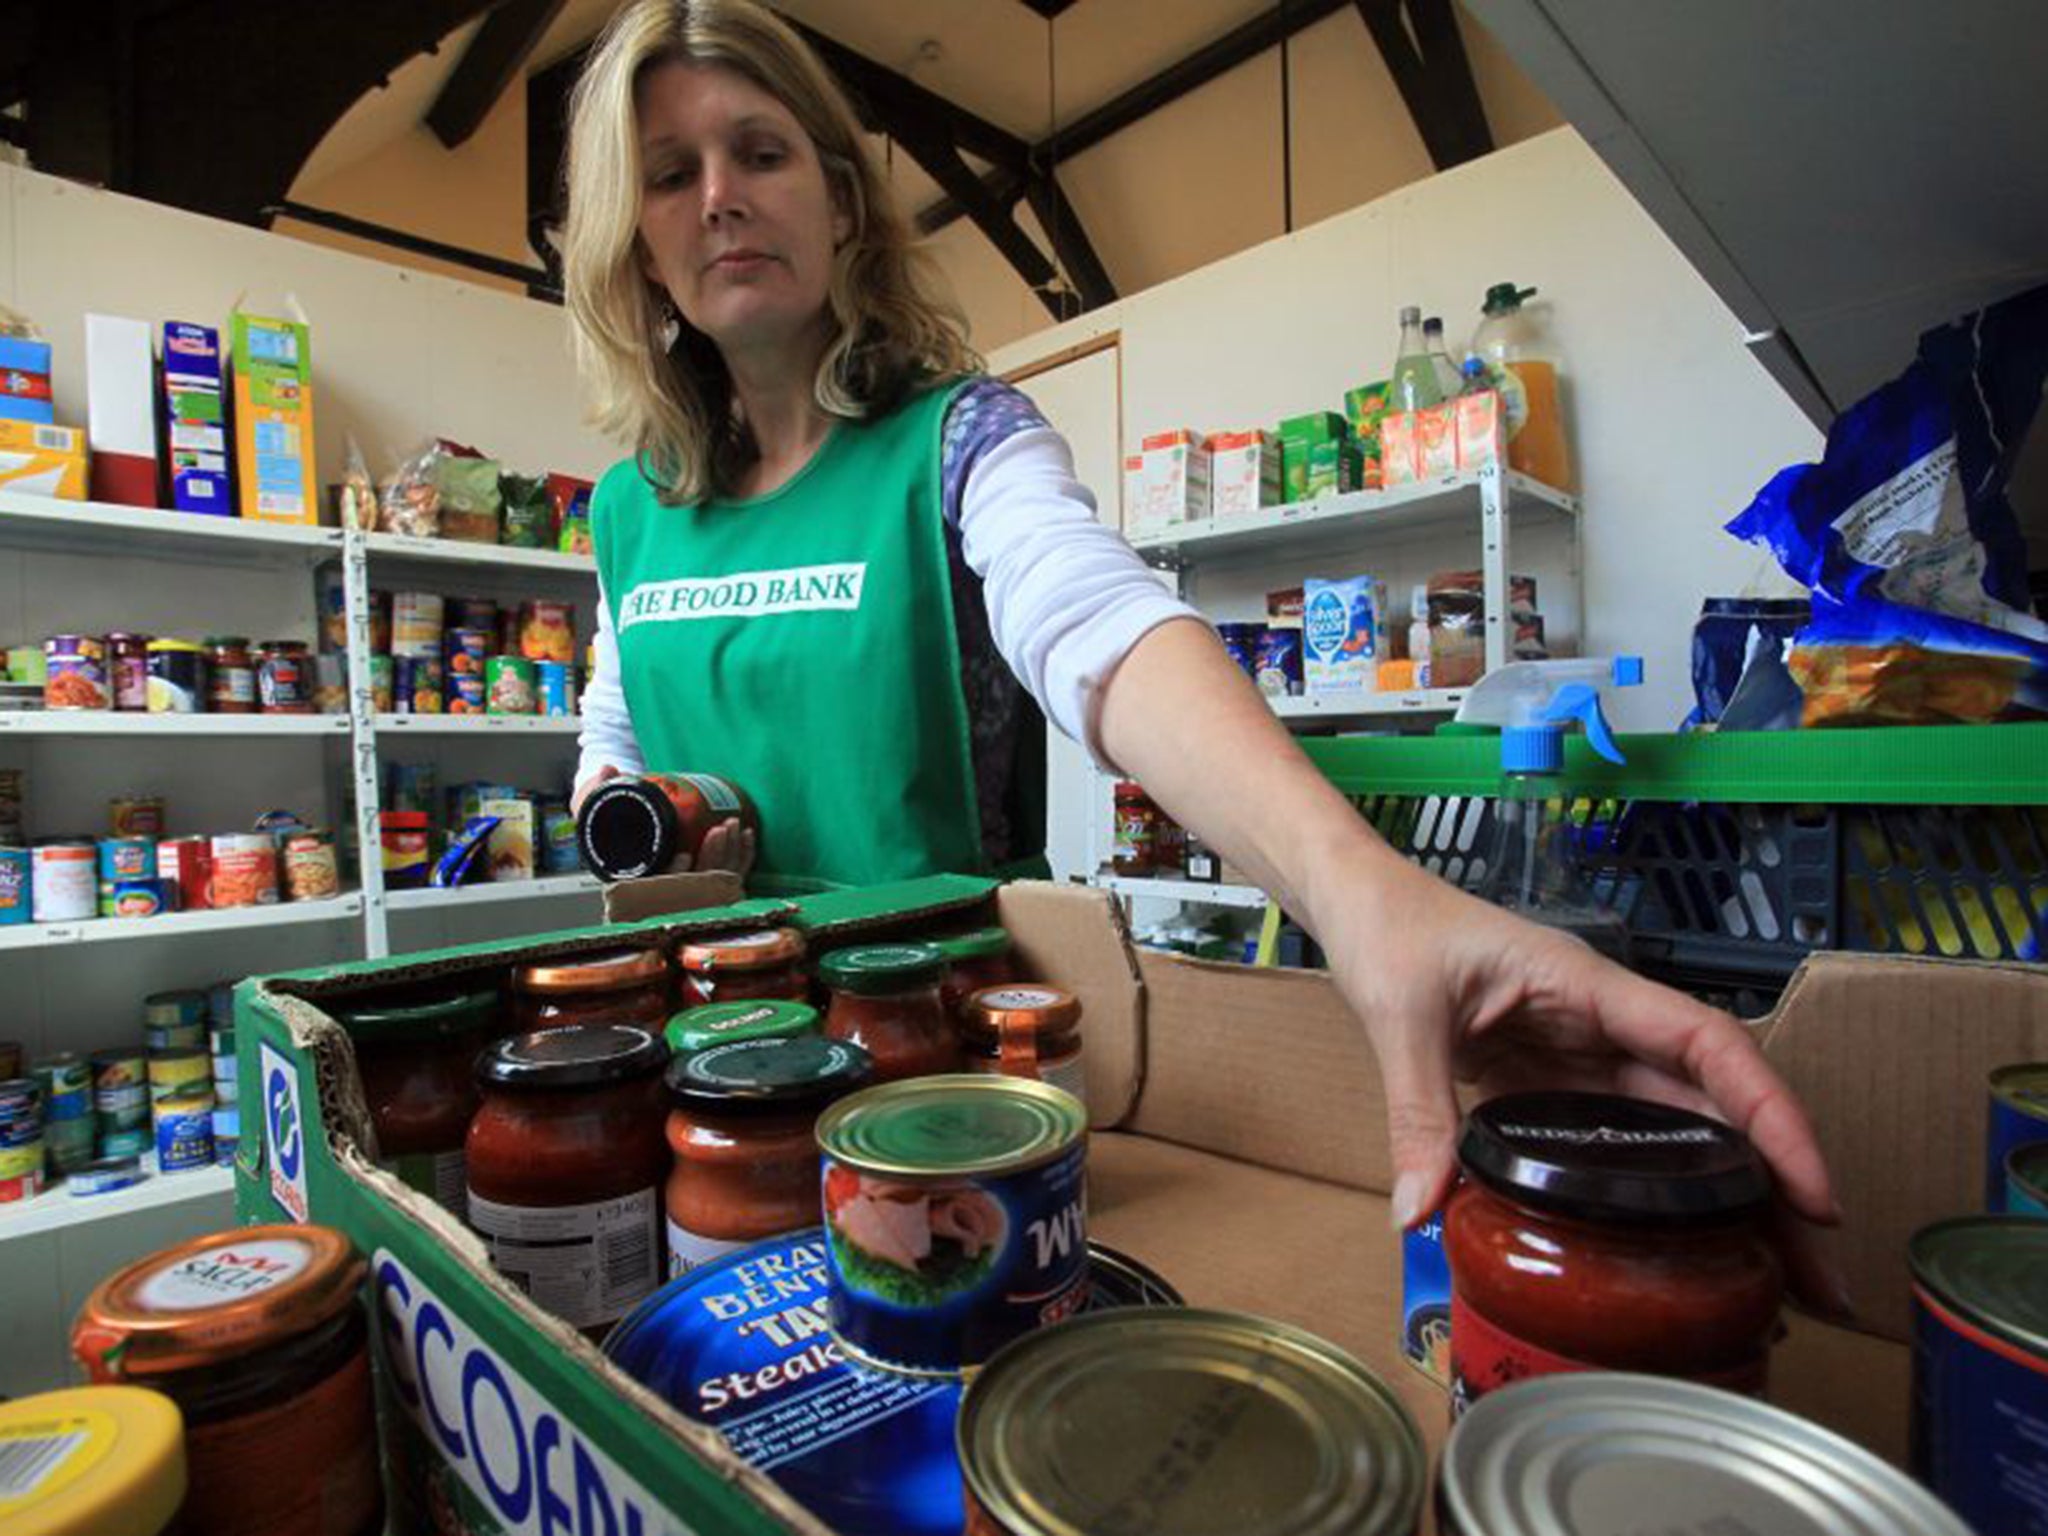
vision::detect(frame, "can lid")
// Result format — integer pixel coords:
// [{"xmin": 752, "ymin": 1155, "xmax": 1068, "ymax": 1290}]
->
[
  {"xmin": 577, "ymin": 777, "xmax": 679, "ymax": 881},
  {"xmin": 72, "ymin": 1223, "xmax": 366, "ymax": 1378},
  {"xmin": 665, "ymin": 1035, "xmax": 872, "ymax": 1115},
  {"xmin": 964, "ymin": 985, "xmax": 1083, "ymax": 1037},
  {"xmin": 677, "ymin": 927, "xmax": 804, "ymax": 975},
  {"xmin": 0, "ymin": 1385, "xmax": 187, "ymax": 1536},
  {"xmin": 477, "ymin": 1024, "xmax": 667, "ymax": 1092},
  {"xmin": 1990, "ymin": 1061, "xmax": 2048, "ymax": 1112},
  {"xmin": 1082, "ymin": 1244, "xmax": 1184, "ymax": 1308},
  {"xmin": 2009, "ymin": 1139, "xmax": 2048, "ymax": 1203},
  {"xmin": 515, "ymin": 945, "xmax": 668, "ymax": 994},
  {"xmin": 930, "ymin": 926, "xmax": 1012, "ymax": 962},
  {"xmin": 958, "ymin": 1308, "xmax": 1424, "ymax": 1536},
  {"xmin": 817, "ymin": 1074, "xmax": 1085, "ymax": 1177},
  {"xmin": 663, "ymin": 999, "xmax": 819, "ymax": 1054},
  {"xmin": 1909, "ymin": 1216, "xmax": 2048, "ymax": 1360},
  {"xmin": 816, "ymin": 943, "xmax": 947, "ymax": 996},
  {"xmin": 1438, "ymin": 1372, "xmax": 1971, "ymax": 1536},
  {"xmin": 335, "ymin": 987, "xmax": 500, "ymax": 1041},
  {"xmin": 1456, "ymin": 1091, "xmax": 1771, "ymax": 1226}
]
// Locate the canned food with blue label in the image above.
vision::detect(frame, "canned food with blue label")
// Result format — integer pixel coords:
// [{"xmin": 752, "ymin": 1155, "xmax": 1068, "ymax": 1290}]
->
[
  {"xmin": 2009, "ymin": 1141, "xmax": 2048, "ymax": 1218},
  {"xmin": 1987, "ymin": 1064, "xmax": 2048, "ymax": 1212},
  {"xmin": 818, "ymin": 1075, "xmax": 1087, "ymax": 1378}
]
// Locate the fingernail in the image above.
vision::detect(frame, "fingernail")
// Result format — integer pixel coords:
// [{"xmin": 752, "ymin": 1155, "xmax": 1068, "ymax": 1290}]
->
[{"xmin": 1390, "ymin": 1172, "xmax": 1425, "ymax": 1231}]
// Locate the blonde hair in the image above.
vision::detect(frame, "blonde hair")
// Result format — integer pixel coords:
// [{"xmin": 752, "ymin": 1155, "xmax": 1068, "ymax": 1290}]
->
[{"xmin": 563, "ymin": 0, "xmax": 978, "ymax": 504}]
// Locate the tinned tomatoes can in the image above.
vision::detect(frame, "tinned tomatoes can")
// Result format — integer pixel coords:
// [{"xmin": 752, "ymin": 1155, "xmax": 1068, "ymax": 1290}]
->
[
  {"xmin": 1987, "ymin": 1064, "xmax": 2048, "ymax": 1212},
  {"xmin": 818, "ymin": 1075, "xmax": 1087, "ymax": 1378},
  {"xmin": 157, "ymin": 837, "xmax": 212, "ymax": 911}
]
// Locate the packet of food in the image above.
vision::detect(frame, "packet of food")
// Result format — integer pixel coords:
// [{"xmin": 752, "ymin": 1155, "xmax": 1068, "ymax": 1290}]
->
[
  {"xmin": 379, "ymin": 440, "xmax": 445, "ymax": 538},
  {"xmin": 436, "ymin": 455, "xmax": 503, "ymax": 544},
  {"xmin": 499, "ymin": 472, "xmax": 553, "ymax": 547},
  {"xmin": 337, "ymin": 436, "xmax": 378, "ymax": 531}
]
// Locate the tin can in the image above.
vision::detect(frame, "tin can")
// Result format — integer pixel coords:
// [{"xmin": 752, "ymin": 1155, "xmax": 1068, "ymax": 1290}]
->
[
  {"xmin": 394, "ymin": 654, "xmax": 444, "ymax": 714},
  {"xmin": 818, "ymin": 1076, "xmax": 1088, "ymax": 1377},
  {"xmin": 366, "ymin": 589, "xmax": 392, "ymax": 654},
  {"xmin": 35, "ymin": 1054, "xmax": 95, "ymax": 1173},
  {"xmin": 143, "ymin": 1020, "xmax": 204, "ymax": 1054},
  {"xmin": 519, "ymin": 600, "xmax": 576, "ymax": 663},
  {"xmin": 212, "ymin": 1105, "xmax": 239, "ymax": 1163},
  {"xmin": 1216, "ymin": 621, "xmax": 1261, "ymax": 677},
  {"xmin": 392, "ymin": 591, "xmax": 445, "ymax": 658},
  {"xmin": 485, "ymin": 655, "xmax": 536, "ymax": 715},
  {"xmin": 312, "ymin": 652, "xmax": 348, "ymax": 714},
  {"xmin": 1987, "ymin": 1064, "xmax": 2048, "ymax": 1212},
  {"xmin": 318, "ymin": 564, "xmax": 347, "ymax": 651},
  {"xmin": 155, "ymin": 837, "xmax": 211, "ymax": 911},
  {"xmin": 109, "ymin": 796, "xmax": 167, "ymax": 839},
  {"xmin": 0, "ymin": 844, "xmax": 28, "ymax": 925},
  {"xmin": 145, "ymin": 639, "xmax": 207, "ymax": 713},
  {"xmin": 449, "ymin": 598, "xmax": 498, "ymax": 633},
  {"xmin": 0, "ymin": 768, "xmax": 19, "ymax": 838},
  {"xmin": 1440, "ymin": 1372, "xmax": 1964, "ymax": 1536},
  {"xmin": 605, "ymin": 1230, "xmax": 1181, "ymax": 1536},
  {"xmin": 69, "ymin": 1154, "xmax": 145, "ymax": 1197},
  {"xmin": 256, "ymin": 640, "xmax": 313, "ymax": 713},
  {"xmin": 537, "ymin": 660, "xmax": 576, "ymax": 716},
  {"xmin": 31, "ymin": 839, "xmax": 97, "ymax": 922},
  {"xmin": 959, "ymin": 1310, "xmax": 1425, "ymax": 1536},
  {"xmin": 366, "ymin": 653, "xmax": 395, "ymax": 714},
  {"xmin": 108, "ymin": 879, "xmax": 165, "ymax": 919},
  {"xmin": 148, "ymin": 1050, "xmax": 212, "ymax": 1103},
  {"xmin": 0, "ymin": 1042, "xmax": 21, "ymax": 1079},
  {"xmin": 384, "ymin": 762, "xmax": 438, "ymax": 816},
  {"xmin": 98, "ymin": 1126, "xmax": 149, "ymax": 1159},
  {"xmin": 44, "ymin": 636, "xmax": 110, "ymax": 710},
  {"xmin": 106, "ymin": 631, "xmax": 151, "ymax": 711},
  {"xmin": 96, "ymin": 837, "xmax": 156, "ymax": 915},
  {"xmin": 540, "ymin": 803, "xmax": 580, "ymax": 873},
  {"xmin": 445, "ymin": 671, "xmax": 486, "ymax": 714},
  {"xmin": 2010, "ymin": 1141, "xmax": 2048, "ymax": 1218},
  {"xmin": 1909, "ymin": 1217, "xmax": 2048, "ymax": 1536},
  {"xmin": 153, "ymin": 1095, "xmax": 215, "ymax": 1172},
  {"xmin": 282, "ymin": 828, "xmax": 340, "ymax": 901},
  {"xmin": 444, "ymin": 626, "xmax": 490, "ymax": 678},
  {"xmin": 209, "ymin": 833, "xmax": 279, "ymax": 908}
]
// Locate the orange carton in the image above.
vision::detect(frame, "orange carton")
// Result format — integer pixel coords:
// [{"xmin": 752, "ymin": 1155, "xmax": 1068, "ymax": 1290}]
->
[
  {"xmin": 1377, "ymin": 659, "xmax": 1416, "ymax": 692},
  {"xmin": 1456, "ymin": 389, "xmax": 1504, "ymax": 471},
  {"xmin": 1379, "ymin": 411, "xmax": 1421, "ymax": 487},
  {"xmin": 1416, "ymin": 403, "xmax": 1459, "ymax": 479}
]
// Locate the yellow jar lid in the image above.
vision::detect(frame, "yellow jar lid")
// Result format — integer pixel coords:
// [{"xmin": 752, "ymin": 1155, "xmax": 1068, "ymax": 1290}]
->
[{"xmin": 0, "ymin": 1385, "xmax": 185, "ymax": 1536}]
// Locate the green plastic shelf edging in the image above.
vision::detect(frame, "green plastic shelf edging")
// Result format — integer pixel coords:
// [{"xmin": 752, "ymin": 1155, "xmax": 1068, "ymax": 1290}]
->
[{"xmin": 1299, "ymin": 722, "xmax": 2048, "ymax": 806}]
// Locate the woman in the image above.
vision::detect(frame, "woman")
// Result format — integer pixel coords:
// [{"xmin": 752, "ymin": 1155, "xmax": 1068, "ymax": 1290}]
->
[{"xmin": 563, "ymin": 0, "xmax": 1842, "ymax": 1293}]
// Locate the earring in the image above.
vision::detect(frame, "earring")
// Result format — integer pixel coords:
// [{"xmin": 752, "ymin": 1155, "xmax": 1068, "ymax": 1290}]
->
[{"xmin": 658, "ymin": 296, "xmax": 680, "ymax": 350}]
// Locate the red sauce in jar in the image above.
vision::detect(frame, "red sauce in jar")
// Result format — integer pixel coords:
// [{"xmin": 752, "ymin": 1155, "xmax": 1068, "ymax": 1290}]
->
[
  {"xmin": 661, "ymin": 1035, "xmax": 872, "ymax": 1277},
  {"xmin": 930, "ymin": 926, "xmax": 1018, "ymax": 1024},
  {"xmin": 676, "ymin": 927, "xmax": 808, "ymax": 1009},
  {"xmin": 817, "ymin": 943, "xmax": 961, "ymax": 1083},
  {"xmin": 466, "ymin": 1025, "xmax": 670, "ymax": 1338},
  {"xmin": 339, "ymin": 988, "xmax": 501, "ymax": 1221},
  {"xmin": 1444, "ymin": 1091, "xmax": 1783, "ymax": 1415},
  {"xmin": 513, "ymin": 945, "xmax": 671, "ymax": 1032},
  {"xmin": 577, "ymin": 771, "xmax": 758, "ymax": 881}
]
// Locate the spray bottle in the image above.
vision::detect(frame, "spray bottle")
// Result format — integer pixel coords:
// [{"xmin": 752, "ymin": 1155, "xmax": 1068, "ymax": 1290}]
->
[{"xmin": 1453, "ymin": 657, "xmax": 1643, "ymax": 961}]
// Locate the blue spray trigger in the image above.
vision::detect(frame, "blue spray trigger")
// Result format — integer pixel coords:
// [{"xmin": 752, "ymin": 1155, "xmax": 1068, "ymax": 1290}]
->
[{"xmin": 1541, "ymin": 683, "xmax": 1626, "ymax": 765}]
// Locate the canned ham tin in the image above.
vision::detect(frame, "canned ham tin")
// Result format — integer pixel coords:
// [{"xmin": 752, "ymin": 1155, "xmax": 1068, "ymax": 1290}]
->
[{"xmin": 818, "ymin": 1075, "xmax": 1087, "ymax": 1378}]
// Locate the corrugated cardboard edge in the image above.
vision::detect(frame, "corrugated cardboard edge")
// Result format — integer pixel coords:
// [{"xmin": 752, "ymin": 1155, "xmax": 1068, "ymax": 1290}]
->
[
  {"xmin": 258, "ymin": 978, "xmax": 838, "ymax": 1536},
  {"xmin": 1757, "ymin": 950, "xmax": 2048, "ymax": 1344},
  {"xmin": 601, "ymin": 870, "xmax": 747, "ymax": 924},
  {"xmin": 997, "ymin": 881, "xmax": 1147, "ymax": 1130}
]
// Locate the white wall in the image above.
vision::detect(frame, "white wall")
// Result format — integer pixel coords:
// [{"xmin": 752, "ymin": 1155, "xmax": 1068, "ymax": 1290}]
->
[{"xmin": 992, "ymin": 128, "xmax": 1825, "ymax": 733}]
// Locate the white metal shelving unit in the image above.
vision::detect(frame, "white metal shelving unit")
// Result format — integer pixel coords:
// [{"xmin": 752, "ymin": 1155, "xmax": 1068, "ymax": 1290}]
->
[
  {"xmin": 0, "ymin": 1159, "xmax": 235, "ymax": 1241},
  {"xmin": 385, "ymin": 872, "xmax": 601, "ymax": 912},
  {"xmin": 1089, "ymin": 464, "xmax": 1582, "ymax": 911},
  {"xmin": 0, "ymin": 892, "xmax": 365, "ymax": 952}
]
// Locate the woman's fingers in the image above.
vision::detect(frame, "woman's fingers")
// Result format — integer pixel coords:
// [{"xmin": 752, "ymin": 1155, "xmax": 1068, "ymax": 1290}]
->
[
  {"xmin": 1772, "ymin": 1196, "xmax": 1856, "ymax": 1323},
  {"xmin": 1360, "ymin": 988, "xmax": 1465, "ymax": 1230},
  {"xmin": 570, "ymin": 763, "xmax": 620, "ymax": 818}
]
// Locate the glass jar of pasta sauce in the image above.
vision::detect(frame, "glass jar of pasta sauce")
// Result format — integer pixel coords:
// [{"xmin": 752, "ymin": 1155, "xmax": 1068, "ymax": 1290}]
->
[
  {"xmin": 818, "ymin": 944, "xmax": 962, "ymax": 1083},
  {"xmin": 339, "ymin": 987, "xmax": 501, "ymax": 1222},
  {"xmin": 1111, "ymin": 781, "xmax": 1162, "ymax": 875},
  {"xmin": 1444, "ymin": 1091, "xmax": 1783, "ymax": 1415},
  {"xmin": 662, "ymin": 1034, "xmax": 872, "ymax": 1278},
  {"xmin": 962, "ymin": 985, "xmax": 1087, "ymax": 1107},
  {"xmin": 676, "ymin": 927, "xmax": 808, "ymax": 1009},
  {"xmin": 932, "ymin": 926, "xmax": 1018, "ymax": 1025},
  {"xmin": 577, "ymin": 771, "xmax": 758, "ymax": 881},
  {"xmin": 513, "ymin": 945, "xmax": 672, "ymax": 1032},
  {"xmin": 467, "ymin": 1025, "xmax": 670, "ymax": 1339}
]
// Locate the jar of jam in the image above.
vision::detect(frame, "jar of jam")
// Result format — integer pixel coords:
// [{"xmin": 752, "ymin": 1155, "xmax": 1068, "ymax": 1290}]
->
[
  {"xmin": 106, "ymin": 631, "xmax": 151, "ymax": 711},
  {"xmin": 663, "ymin": 1034, "xmax": 872, "ymax": 1277},
  {"xmin": 932, "ymin": 926, "xmax": 1018, "ymax": 1023},
  {"xmin": 818, "ymin": 943, "xmax": 962, "ymax": 1082},
  {"xmin": 257, "ymin": 640, "xmax": 313, "ymax": 713},
  {"xmin": 677, "ymin": 927, "xmax": 808, "ymax": 1008},
  {"xmin": 1112, "ymin": 781, "xmax": 1161, "ymax": 875},
  {"xmin": 577, "ymin": 771, "xmax": 758, "ymax": 881},
  {"xmin": 205, "ymin": 636, "xmax": 257, "ymax": 714},
  {"xmin": 71, "ymin": 1223, "xmax": 384, "ymax": 1536},
  {"xmin": 467, "ymin": 1025, "xmax": 670, "ymax": 1338},
  {"xmin": 664, "ymin": 998, "xmax": 820, "ymax": 1055},
  {"xmin": 1443, "ymin": 1091, "xmax": 1783, "ymax": 1415},
  {"xmin": 339, "ymin": 988, "xmax": 500, "ymax": 1221},
  {"xmin": 962, "ymin": 984, "xmax": 1087, "ymax": 1106},
  {"xmin": 514, "ymin": 945, "xmax": 672, "ymax": 1032}
]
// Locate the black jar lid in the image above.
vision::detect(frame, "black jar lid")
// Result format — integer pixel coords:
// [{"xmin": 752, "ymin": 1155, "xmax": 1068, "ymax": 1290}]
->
[
  {"xmin": 577, "ymin": 777, "xmax": 679, "ymax": 883},
  {"xmin": 477, "ymin": 1024, "xmax": 667, "ymax": 1091},
  {"xmin": 665, "ymin": 1035, "xmax": 873, "ymax": 1117},
  {"xmin": 1456, "ymin": 1092, "xmax": 1771, "ymax": 1227}
]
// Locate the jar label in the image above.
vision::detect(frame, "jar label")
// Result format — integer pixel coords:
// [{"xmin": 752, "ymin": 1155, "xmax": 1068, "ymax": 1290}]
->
[
  {"xmin": 969, "ymin": 1051, "xmax": 1088, "ymax": 1108},
  {"xmin": 667, "ymin": 1217, "xmax": 752, "ymax": 1280},
  {"xmin": 469, "ymin": 1187, "xmax": 661, "ymax": 1330},
  {"xmin": 212, "ymin": 667, "xmax": 256, "ymax": 705},
  {"xmin": 135, "ymin": 1236, "xmax": 314, "ymax": 1311},
  {"xmin": 1450, "ymin": 1292, "xmax": 1767, "ymax": 1416},
  {"xmin": 386, "ymin": 1150, "xmax": 468, "ymax": 1223},
  {"xmin": 680, "ymin": 773, "xmax": 741, "ymax": 814}
]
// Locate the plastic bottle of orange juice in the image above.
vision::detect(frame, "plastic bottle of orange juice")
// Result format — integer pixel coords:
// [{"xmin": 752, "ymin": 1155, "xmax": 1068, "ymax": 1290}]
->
[{"xmin": 1471, "ymin": 283, "xmax": 1571, "ymax": 490}]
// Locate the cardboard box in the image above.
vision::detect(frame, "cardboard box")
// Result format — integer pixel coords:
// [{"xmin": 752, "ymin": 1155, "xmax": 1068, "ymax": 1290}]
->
[
  {"xmin": 229, "ymin": 312, "xmax": 317, "ymax": 524},
  {"xmin": 86, "ymin": 314, "xmax": 161, "ymax": 506},
  {"xmin": 237, "ymin": 878, "xmax": 2048, "ymax": 1533},
  {"xmin": 0, "ymin": 333, "xmax": 54, "ymax": 424},
  {"xmin": 1415, "ymin": 402, "xmax": 1458, "ymax": 480},
  {"xmin": 1206, "ymin": 429, "xmax": 1280, "ymax": 518},
  {"xmin": 162, "ymin": 321, "xmax": 231, "ymax": 515},
  {"xmin": 1455, "ymin": 387, "xmax": 1504, "ymax": 471},
  {"xmin": 1133, "ymin": 428, "xmax": 1209, "ymax": 533},
  {"xmin": 480, "ymin": 797, "xmax": 536, "ymax": 881},
  {"xmin": 1278, "ymin": 412, "xmax": 1352, "ymax": 503},
  {"xmin": 0, "ymin": 419, "xmax": 88, "ymax": 499},
  {"xmin": 1304, "ymin": 438, "xmax": 1364, "ymax": 499},
  {"xmin": 1302, "ymin": 575, "xmax": 1386, "ymax": 693},
  {"xmin": 1119, "ymin": 453, "xmax": 1143, "ymax": 532}
]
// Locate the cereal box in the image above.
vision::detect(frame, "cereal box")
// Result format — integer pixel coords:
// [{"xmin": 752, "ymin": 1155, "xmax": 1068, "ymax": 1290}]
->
[
  {"xmin": 0, "ymin": 420, "xmax": 87, "ymax": 499},
  {"xmin": 162, "ymin": 322, "xmax": 231, "ymax": 515},
  {"xmin": 229, "ymin": 312, "xmax": 317, "ymax": 524}
]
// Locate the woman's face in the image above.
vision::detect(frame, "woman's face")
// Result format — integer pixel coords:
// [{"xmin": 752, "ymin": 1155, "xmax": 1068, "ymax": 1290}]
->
[{"xmin": 635, "ymin": 59, "xmax": 850, "ymax": 363}]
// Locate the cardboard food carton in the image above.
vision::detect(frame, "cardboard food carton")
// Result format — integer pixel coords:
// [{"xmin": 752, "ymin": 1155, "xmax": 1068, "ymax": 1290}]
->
[
  {"xmin": 1120, "ymin": 453, "xmax": 1144, "ymax": 533},
  {"xmin": 1278, "ymin": 411, "xmax": 1351, "ymax": 503},
  {"xmin": 0, "ymin": 419, "xmax": 88, "ymax": 499},
  {"xmin": 1415, "ymin": 402, "xmax": 1459, "ymax": 480},
  {"xmin": 481, "ymin": 796, "xmax": 536, "ymax": 881},
  {"xmin": 1304, "ymin": 438, "xmax": 1365, "ymax": 499},
  {"xmin": 1302, "ymin": 575, "xmax": 1387, "ymax": 694},
  {"xmin": 0, "ymin": 333, "xmax": 54, "ymax": 424},
  {"xmin": 1134, "ymin": 428, "xmax": 1210, "ymax": 533},
  {"xmin": 229, "ymin": 312, "xmax": 317, "ymax": 524},
  {"xmin": 162, "ymin": 322, "xmax": 231, "ymax": 515},
  {"xmin": 1345, "ymin": 380, "xmax": 1392, "ymax": 490},
  {"xmin": 86, "ymin": 314, "xmax": 161, "ymax": 507},
  {"xmin": 1207, "ymin": 429, "xmax": 1280, "ymax": 518},
  {"xmin": 1455, "ymin": 387, "xmax": 1504, "ymax": 472}
]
